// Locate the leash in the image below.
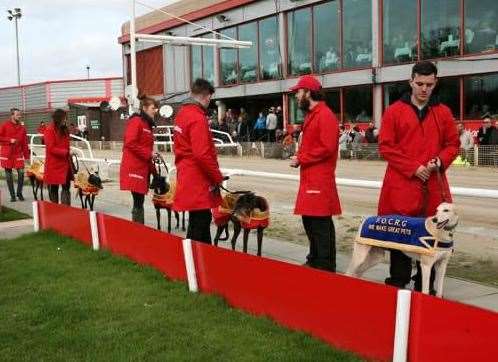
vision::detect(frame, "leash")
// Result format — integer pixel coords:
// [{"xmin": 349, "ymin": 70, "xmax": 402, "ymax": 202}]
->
[{"xmin": 218, "ymin": 183, "xmax": 252, "ymax": 195}]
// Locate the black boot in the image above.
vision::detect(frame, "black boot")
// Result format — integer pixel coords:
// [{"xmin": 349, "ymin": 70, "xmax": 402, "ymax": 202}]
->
[
  {"xmin": 16, "ymin": 169, "xmax": 25, "ymax": 201},
  {"xmin": 132, "ymin": 208, "xmax": 145, "ymax": 224},
  {"xmin": 5, "ymin": 169, "xmax": 16, "ymax": 202},
  {"xmin": 49, "ymin": 185, "xmax": 59, "ymax": 203},
  {"xmin": 60, "ymin": 187, "xmax": 71, "ymax": 206}
]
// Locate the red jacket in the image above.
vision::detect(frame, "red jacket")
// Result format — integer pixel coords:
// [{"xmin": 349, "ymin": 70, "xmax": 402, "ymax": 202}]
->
[
  {"xmin": 0, "ymin": 119, "xmax": 29, "ymax": 169},
  {"xmin": 43, "ymin": 123, "xmax": 71, "ymax": 185},
  {"xmin": 120, "ymin": 114, "xmax": 154, "ymax": 195},
  {"xmin": 294, "ymin": 102, "xmax": 342, "ymax": 216},
  {"xmin": 378, "ymin": 98, "xmax": 460, "ymax": 217},
  {"xmin": 173, "ymin": 101, "xmax": 223, "ymax": 211}
]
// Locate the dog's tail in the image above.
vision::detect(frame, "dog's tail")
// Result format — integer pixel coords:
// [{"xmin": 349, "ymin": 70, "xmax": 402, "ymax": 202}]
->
[{"xmin": 217, "ymin": 225, "xmax": 230, "ymax": 241}]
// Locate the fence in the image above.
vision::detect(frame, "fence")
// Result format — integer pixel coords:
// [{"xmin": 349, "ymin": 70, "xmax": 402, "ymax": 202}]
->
[{"xmin": 33, "ymin": 201, "xmax": 498, "ymax": 362}]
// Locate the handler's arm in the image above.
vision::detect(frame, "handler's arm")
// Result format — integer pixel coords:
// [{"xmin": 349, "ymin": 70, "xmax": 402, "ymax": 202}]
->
[
  {"xmin": 124, "ymin": 119, "xmax": 152, "ymax": 162},
  {"xmin": 297, "ymin": 113, "xmax": 338, "ymax": 167},
  {"xmin": 379, "ymin": 110, "xmax": 421, "ymax": 178},
  {"xmin": 191, "ymin": 117, "xmax": 224, "ymax": 185},
  {"xmin": 45, "ymin": 129, "xmax": 69, "ymax": 158}
]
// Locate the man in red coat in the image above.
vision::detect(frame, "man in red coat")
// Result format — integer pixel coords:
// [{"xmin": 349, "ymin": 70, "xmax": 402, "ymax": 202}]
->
[
  {"xmin": 0, "ymin": 108, "xmax": 29, "ymax": 202},
  {"xmin": 173, "ymin": 78, "xmax": 224, "ymax": 244},
  {"xmin": 378, "ymin": 61, "xmax": 460, "ymax": 291},
  {"xmin": 289, "ymin": 75, "xmax": 342, "ymax": 271}
]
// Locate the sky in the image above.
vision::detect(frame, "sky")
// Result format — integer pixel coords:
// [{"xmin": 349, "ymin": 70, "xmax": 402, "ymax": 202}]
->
[{"xmin": 0, "ymin": 0, "xmax": 177, "ymax": 87}]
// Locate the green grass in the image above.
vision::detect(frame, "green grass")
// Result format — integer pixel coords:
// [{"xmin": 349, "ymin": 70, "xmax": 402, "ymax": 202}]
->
[
  {"xmin": 0, "ymin": 231, "xmax": 362, "ymax": 361},
  {"xmin": 0, "ymin": 206, "xmax": 30, "ymax": 222}
]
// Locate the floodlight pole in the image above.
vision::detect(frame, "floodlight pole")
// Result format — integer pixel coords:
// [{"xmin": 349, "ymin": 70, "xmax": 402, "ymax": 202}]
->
[{"xmin": 129, "ymin": 0, "xmax": 138, "ymax": 114}]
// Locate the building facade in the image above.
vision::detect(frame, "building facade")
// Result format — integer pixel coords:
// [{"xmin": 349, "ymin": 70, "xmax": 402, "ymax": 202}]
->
[{"xmin": 120, "ymin": 0, "xmax": 498, "ymax": 130}]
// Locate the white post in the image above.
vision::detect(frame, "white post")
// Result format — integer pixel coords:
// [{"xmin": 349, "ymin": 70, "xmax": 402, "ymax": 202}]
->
[
  {"xmin": 129, "ymin": 0, "xmax": 138, "ymax": 113},
  {"xmin": 89, "ymin": 211, "xmax": 100, "ymax": 251},
  {"xmin": 393, "ymin": 289, "xmax": 412, "ymax": 362},
  {"xmin": 32, "ymin": 201, "xmax": 39, "ymax": 232},
  {"xmin": 182, "ymin": 238, "xmax": 198, "ymax": 292}
]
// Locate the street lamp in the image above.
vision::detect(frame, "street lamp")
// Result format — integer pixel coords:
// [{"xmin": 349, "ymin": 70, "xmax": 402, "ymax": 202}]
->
[
  {"xmin": 7, "ymin": 8, "xmax": 22, "ymax": 86},
  {"xmin": 86, "ymin": 65, "xmax": 90, "ymax": 80}
]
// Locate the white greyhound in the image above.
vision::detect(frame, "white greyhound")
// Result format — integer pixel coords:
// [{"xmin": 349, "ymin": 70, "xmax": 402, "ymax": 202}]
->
[{"xmin": 346, "ymin": 202, "xmax": 459, "ymax": 296}]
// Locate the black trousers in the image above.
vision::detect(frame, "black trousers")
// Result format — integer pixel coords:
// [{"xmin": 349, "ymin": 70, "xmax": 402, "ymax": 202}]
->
[
  {"xmin": 48, "ymin": 182, "xmax": 71, "ymax": 205},
  {"xmin": 5, "ymin": 168, "xmax": 24, "ymax": 198},
  {"xmin": 132, "ymin": 192, "xmax": 145, "ymax": 210},
  {"xmin": 302, "ymin": 216, "xmax": 336, "ymax": 272},
  {"xmin": 187, "ymin": 209, "xmax": 212, "ymax": 245},
  {"xmin": 387, "ymin": 250, "xmax": 436, "ymax": 291}
]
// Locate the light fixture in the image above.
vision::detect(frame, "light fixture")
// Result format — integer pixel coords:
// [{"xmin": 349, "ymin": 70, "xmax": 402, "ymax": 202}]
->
[{"xmin": 216, "ymin": 14, "xmax": 228, "ymax": 23}]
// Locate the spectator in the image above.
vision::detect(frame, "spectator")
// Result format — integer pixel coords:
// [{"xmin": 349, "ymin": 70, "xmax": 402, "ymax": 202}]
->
[
  {"xmin": 69, "ymin": 123, "xmax": 78, "ymax": 136},
  {"xmin": 350, "ymin": 126, "xmax": 363, "ymax": 158},
  {"xmin": 338, "ymin": 125, "xmax": 351, "ymax": 159},
  {"xmin": 276, "ymin": 106, "xmax": 284, "ymax": 130},
  {"xmin": 477, "ymin": 115, "xmax": 495, "ymax": 145},
  {"xmin": 365, "ymin": 122, "xmax": 378, "ymax": 143},
  {"xmin": 236, "ymin": 115, "xmax": 250, "ymax": 142},
  {"xmin": 37, "ymin": 121, "xmax": 46, "ymax": 144},
  {"xmin": 253, "ymin": 112, "xmax": 267, "ymax": 141},
  {"xmin": 292, "ymin": 125, "xmax": 302, "ymax": 143},
  {"xmin": 266, "ymin": 107, "xmax": 278, "ymax": 142},
  {"xmin": 457, "ymin": 122, "xmax": 474, "ymax": 162},
  {"xmin": 281, "ymin": 129, "xmax": 294, "ymax": 159}
]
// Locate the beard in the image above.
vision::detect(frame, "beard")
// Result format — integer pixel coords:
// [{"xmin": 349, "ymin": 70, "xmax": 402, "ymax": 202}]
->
[{"xmin": 297, "ymin": 97, "xmax": 310, "ymax": 112}]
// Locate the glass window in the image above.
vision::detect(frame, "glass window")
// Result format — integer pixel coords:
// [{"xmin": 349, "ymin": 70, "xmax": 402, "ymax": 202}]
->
[
  {"xmin": 220, "ymin": 27, "xmax": 238, "ymax": 85},
  {"xmin": 238, "ymin": 23, "xmax": 258, "ymax": 83},
  {"xmin": 383, "ymin": 0, "xmax": 418, "ymax": 64},
  {"xmin": 464, "ymin": 74, "xmax": 498, "ymax": 119},
  {"xmin": 434, "ymin": 77, "xmax": 460, "ymax": 119},
  {"xmin": 325, "ymin": 90, "xmax": 341, "ymax": 119},
  {"xmin": 344, "ymin": 85, "xmax": 373, "ymax": 123},
  {"xmin": 289, "ymin": 94, "xmax": 305, "ymax": 125},
  {"xmin": 259, "ymin": 16, "xmax": 281, "ymax": 80},
  {"xmin": 191, "ymin": 45, "xmax": 202, "ymax": 82},
  {"xmin": 383, "ymin": 82, "xmax": 411, "ymax": 109},
  {"xmin": 343, "ymin": 0, "xmax": 372, "ymax": 69},
  {"xmin": 421, "ymin": 0, "xmax": 461, "ymax": 59},
  {"xmin": 202, "ymin": 35, "xmax": 215, "ymax": 84},
  {"xmin": 287, "ymin": 8, "xmax": 312, "ymax": 75},
  {"xmin": 314, "ymin": 1, "xmax": 340, "ymax": 73},
  {"xmin": 464, "ymin": 0, "xmax": 498, "ymax": 54}
]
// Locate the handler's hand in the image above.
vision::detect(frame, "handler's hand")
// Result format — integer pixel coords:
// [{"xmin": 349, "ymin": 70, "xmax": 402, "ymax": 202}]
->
[
  {"xmin": 290, "ymin": 156, "xmax": 299, "ymax": 168},
  {"xmin": 10, "ymin": 138, "xmax": 17, "ymax": 144},
  {"xmin": 426, "ymin": 158, "xmax": 440, "ymax": 173},
  {"xmin": 415, "ymin": 165, "xmax": 431, "ymax": 182}
]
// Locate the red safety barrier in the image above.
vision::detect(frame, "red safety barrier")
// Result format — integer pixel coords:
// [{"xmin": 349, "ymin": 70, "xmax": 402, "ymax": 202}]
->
[
  {"xmin": 408, "ymin": 292, "xmax": 498, "ymax": 361},
  {"xmin": 38, "ymin": 201, "xmax": 92, "ymax": 246},
  {"xmin": 192, "ymin": 242, "xmax": 397, "ymax": 361},
  {"xmin": 97, "ymin": 213, "xmax": 187, "ymax": 281}
]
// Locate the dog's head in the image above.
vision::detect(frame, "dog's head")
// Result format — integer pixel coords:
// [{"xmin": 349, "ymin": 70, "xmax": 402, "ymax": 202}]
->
[
  {"xmin": 151, "ymin": 174, "xmax": 170, "ymax": 195},
  {"xmin": 232, "ymin": 192, "xmax": 268, "ymax": 220},
  {"xmin": 88, "ymin": 171, "xmax": 103, "ymax": 189},
  {"xmin": 431, "ymin": 202, "xmax": 458, "ymax": 231}
]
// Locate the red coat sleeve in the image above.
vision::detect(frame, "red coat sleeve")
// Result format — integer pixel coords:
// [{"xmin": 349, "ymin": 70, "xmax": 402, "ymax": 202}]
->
[
  {"xmin": 190, "ymin": 116, "xmax": 224, "ymax": 185},
  {"xmin": 379, "ymin": 109, "xmax": 421, "ymax": 178},
  {"xmin": 0, "ymin": 122, "xmax": 10, "ymax": 144},
  {"xmin": 297, "ymin": 113, "xmax": 338, "ymax": 167},
  {"xmin": 124, "ymin": 119, "xmax": 151, "ymax": 162},
  {"xmin": 45, "ymin": 129, "xmax": 69, "ymax": 158},
  {"xmin": 437, "ymin": 107, "xmax": 460, "ymax": 170}
]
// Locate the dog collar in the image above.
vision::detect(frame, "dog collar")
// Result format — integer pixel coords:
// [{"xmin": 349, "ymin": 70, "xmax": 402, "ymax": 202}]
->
[{"xmin": 427, "ymin": 240, "xmax": 453, "ymax": 249}]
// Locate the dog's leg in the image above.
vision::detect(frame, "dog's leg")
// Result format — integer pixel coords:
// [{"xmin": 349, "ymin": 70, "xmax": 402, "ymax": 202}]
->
[
  {"xmin": 256, "ymin": 227, "xmax": 264, "ymax": 256},
  {"xmin": 182, "ymin": 212, "xmax": 186, "ymax": 231},
  {"xmin": 40, "ymin": 183, "xmax": 44, "ymax": 201},
  {"xmin": 213, "ymin": 225, "xmax": 224, "ymax": 246},
  {"xmin": 434, "ymin": 256, "xmax": 450, "ymax": 297},
  {"xmin": 346, "ymin": 243, "xmax": 374, "ymax": 276},
  {"xmin": 175, "ymin": 211, "xmax": 180, "ymax": 229},
  {"xmin": 420, "ymin": 256, "xmax": 434, "ymax": 295},
  {"xmin": 156, "ymin": 208, "xmax": 161, "ymax": 230},
  {"xmin": 242, "ymin": 228, "xmax": 250, "ymax": 253},
  {"xmin": 30, "ymin": 178, "xmax": 37, "ymax": 200},
  {"xmin": 167, "ymin": 208, "xmax": 172, "ymax": 233},
  {"xmin": 78, "ymin": 190, "xmax": 84, "ymax": 209},
  {"xmin": 231, "ymin": 221, "xmax": 241, "ymax": 250}
]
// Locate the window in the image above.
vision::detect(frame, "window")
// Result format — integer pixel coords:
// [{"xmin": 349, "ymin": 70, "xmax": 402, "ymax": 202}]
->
[
  {"xmin": 287, "ymin": 8, "xmax": 312, "ymax": 75},
  {"xmin": 343, "ymin": 0, "xmax": 372, "ymax": 69},
  {"xmin": 259, "ymin": 16, "xmax": 281, "ymax": 80},
  {"xmin": 383, "ymin": 0, "xmax": 418, "ymax": 64},
  {"xmin": 464, "ymin": 0, "xmax": 498, "ymax": 54},
  {"xmin": 314, "ymin": 1, "xmax": 340, "ymax": 73},
  {"xmin": 289, "ymin": 94, "xmax": 305, "ymax": 125},
  {"xmin": 344, "ymin": 85, "xmax": 373, "ymax": 123},
  {"xmin": 383, "ymin": 82, "xmax": 411, "ymax": 109},
  {"xmin": 202, "ymin": 35, "xmax": 215, "ymax": 84},
  {"xmin": 325, "ymin": 90, "xmax": 341, "ymax": 120},
  {"xmin": 421, "ymin": 0, "xmax": 460, "ymax": 59},
  {"xmin": 220, "ymin": 27, "xmax": 238, "ymax": 85},
  {"xmin": 238, "ymin": 23, "xmax": 258, "ymax": 83},
  {"xmin": 435, "ymin": 78, "xmax": 460, "ymax": 119},
  {"xmin": 191, "ymin": 45, "xmax": 202, "ymax": 81},
  {"xmin": 464, "ymin": 74, "xmax": 498, "ymax": 119}
]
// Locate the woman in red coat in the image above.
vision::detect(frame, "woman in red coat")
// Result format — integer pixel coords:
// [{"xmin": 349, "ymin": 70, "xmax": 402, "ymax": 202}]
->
[
  {"xmin": 0, "ymin": 108, "xmax": 29, "ymax": 202},
  {"xmin": 120, "ymin": 96, "xmax": 158, "ymax": 224},
  {"xmin": 44, "ymin": 109, "xmax": 73, "ymax": 205}
]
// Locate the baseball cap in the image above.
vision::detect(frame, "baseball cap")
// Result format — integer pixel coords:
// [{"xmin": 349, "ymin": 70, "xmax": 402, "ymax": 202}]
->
[{"xmin": 289, "ymin": 75, "xmax": 322, "ymax": 92}]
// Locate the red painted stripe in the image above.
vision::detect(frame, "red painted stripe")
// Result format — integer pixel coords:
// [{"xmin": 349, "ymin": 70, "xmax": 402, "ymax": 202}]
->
[{"xmin": 119, "ymin": 0, "xmax": 258, "ymax": 44}]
